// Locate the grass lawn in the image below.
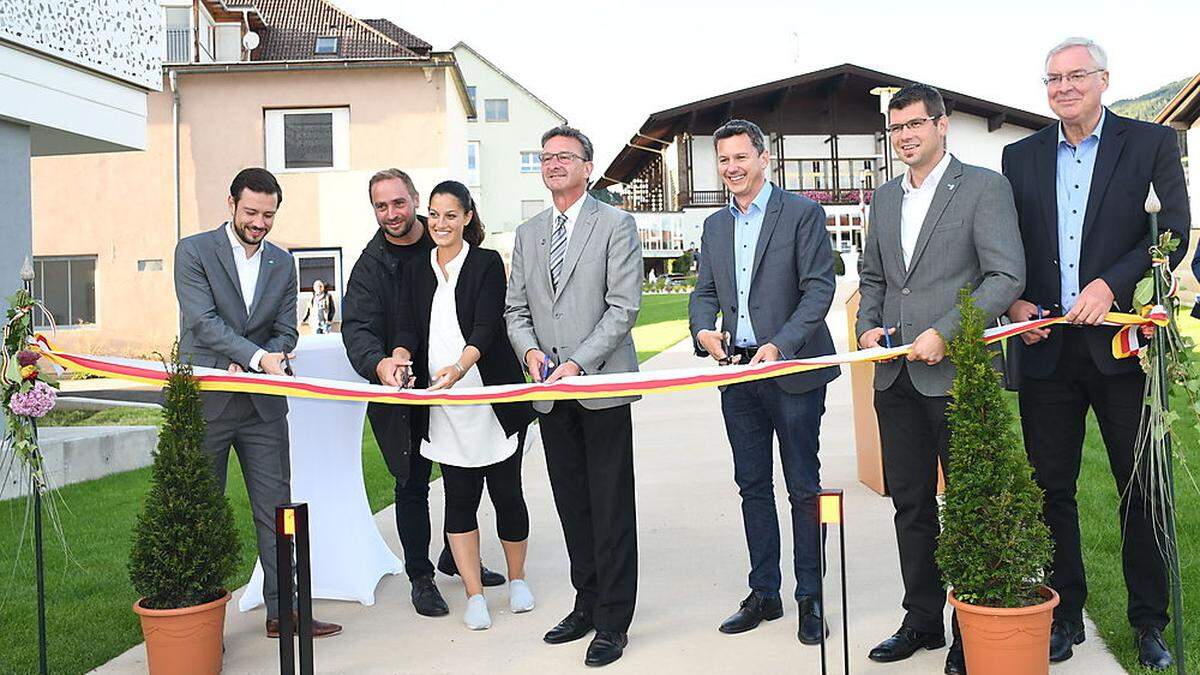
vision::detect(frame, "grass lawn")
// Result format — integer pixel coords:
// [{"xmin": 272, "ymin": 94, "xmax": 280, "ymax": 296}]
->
[
  {"xmin": 1071, "ymin": 309, "xmax": 1199, "ymax": 671},
  {"xmin": 0, "ymin": 293, "xmax": 693, "ymax": 673}
]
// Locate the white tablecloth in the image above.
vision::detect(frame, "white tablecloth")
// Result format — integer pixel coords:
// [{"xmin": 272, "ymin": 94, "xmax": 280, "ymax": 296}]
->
[{"xmin": 239, "ymin": 334, "xmax": 403, "ymax": 611}]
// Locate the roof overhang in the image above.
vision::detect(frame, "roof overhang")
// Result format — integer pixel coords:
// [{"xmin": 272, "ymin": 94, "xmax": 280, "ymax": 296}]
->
[
  {"xmin": 595, "ymin": 63, "xmax": 1055, "ymax": 189},
  {"xmin": 1155, "ymin": 72, "xmax": 1200, "ymax": 129}
]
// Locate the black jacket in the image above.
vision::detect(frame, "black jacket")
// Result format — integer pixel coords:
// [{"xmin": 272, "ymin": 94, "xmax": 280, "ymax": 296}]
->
[
  {"xmin": 1001, "ymin": 110, "xmax": 1190, "ymax": 378},
  {"xmin": 341, "ymin": 223, "xmax": 432, "ymax": 483},
  {"xmin": 394, "ymin": 244, "xmax": 535, "ymax": 441}
]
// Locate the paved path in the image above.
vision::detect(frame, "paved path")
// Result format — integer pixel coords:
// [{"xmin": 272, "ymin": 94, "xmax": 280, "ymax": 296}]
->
[{"xmin": 96, "ymin": 293, "xmax": 1126, "ymax": 674}]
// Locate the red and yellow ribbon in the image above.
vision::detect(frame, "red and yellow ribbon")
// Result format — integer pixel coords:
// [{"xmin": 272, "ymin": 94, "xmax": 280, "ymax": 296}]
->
[{"xmin": 31, "ymin": 311, "xmax": 1168, "ymax": 407}]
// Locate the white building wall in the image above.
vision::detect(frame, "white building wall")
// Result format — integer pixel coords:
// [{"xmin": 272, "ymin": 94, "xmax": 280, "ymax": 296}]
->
[
  {"xmin": 945, "ymin": 113, "xmax": 1033, "ymax": 172},
  {"xmin": 692, "ymin": 135, "xmax": 720, "ymax": 190},
  {"xmin": 453, "ymin": 45, "xmax": 565, "ymax": 235}
]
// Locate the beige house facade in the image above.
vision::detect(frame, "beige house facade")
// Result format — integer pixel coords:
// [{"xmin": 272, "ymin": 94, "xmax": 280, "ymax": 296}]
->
[{"xmin": 31, "ymin": 1, "xmax": 472, "ymax": 355}]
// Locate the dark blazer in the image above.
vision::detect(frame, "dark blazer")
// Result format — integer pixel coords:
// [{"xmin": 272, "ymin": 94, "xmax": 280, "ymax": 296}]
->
[
  {"xmin": 1002, "ymin": 110, "xmax": 1190, "ymax": 378},
  {"xmin": 341, "ymin": 224, "xmax": 432, "ymax": 484},
  {"xmin": 689, "ymin": 184, "xmax": 839, "ymax": 394},
  {"xmin": 396, "ymin": 244, "xmax": 536, "ymax": 442},
  {"xmin": 174, "ymin": 225, "xmax": 297, "ymax": 422}
]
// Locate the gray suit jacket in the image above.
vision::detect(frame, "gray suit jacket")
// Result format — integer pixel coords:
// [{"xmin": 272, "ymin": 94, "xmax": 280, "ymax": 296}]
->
[
  {"xmin": 175, "ymin": 224, "xmax": 299, "ymax": 421},
  {"xmin": 505, "ymin": 195, "xmax": 642, "ymax": 413},
  {"xmin": 855, "ymin": 156, "xmax": 1025, "ymax": 397},
  {"xmin": 689, "ymin": 185, "xmax": 840, "ymax": 394}
]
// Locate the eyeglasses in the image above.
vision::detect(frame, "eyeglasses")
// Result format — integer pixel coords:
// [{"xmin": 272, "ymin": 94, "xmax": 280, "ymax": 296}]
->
[
  {"xmin": 1042, "ymin": 69, "xmax": 1104, "ymax": 87},
  {"xmin": 886, "ymin": 115, "xmax": 942, "ymax": 135},
  {"xmin": 539, "ymin": 151, "xmax": 586, "ymax": 164}
]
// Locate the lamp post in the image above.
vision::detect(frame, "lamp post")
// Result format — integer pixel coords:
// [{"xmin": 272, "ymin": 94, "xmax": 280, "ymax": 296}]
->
[
  {"xmin": 1144, "ymin": 187, "xmax": 1186, "ymax": 675},
  {"xmin": 870, "ymin": 86, "xmax": 900, "ymax": 183},
  {"xmin": 20, "ymin": 256, "xmax": 48, "ymax": 675}
]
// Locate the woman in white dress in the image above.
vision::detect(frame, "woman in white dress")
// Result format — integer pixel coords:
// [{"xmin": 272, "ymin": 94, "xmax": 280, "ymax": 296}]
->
[{"xmin": 393, "ymin": 181, "xmax": 537, "ymax": 630}]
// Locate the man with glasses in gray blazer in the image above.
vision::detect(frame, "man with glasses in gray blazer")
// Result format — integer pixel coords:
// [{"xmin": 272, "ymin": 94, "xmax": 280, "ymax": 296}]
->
[
  {"xmin": 857, "ymin": 84, "xmax": 1024, "ymax": 675},
  {"xmin": 506, "ymin": 125, "xmax": 642, "ymax": 667}
]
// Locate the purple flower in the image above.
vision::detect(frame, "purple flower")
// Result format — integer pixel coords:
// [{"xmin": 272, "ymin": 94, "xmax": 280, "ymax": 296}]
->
[
  {"xmin": 9, "ymin": 381, "xmax": 56, "ymax": 418},
  {"xmin": 17, "ymin": 350, "xmax": 40, "ymax": 367}
]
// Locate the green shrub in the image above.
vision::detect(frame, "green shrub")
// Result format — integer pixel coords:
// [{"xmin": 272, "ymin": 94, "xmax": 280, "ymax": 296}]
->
[
  {"xmin": 935, "ymin": 290, "xmax": 1053, "ymax": 607},
  {"xmin": 128, "ymin": 344, "xmax": 239, "ymax": 609}
]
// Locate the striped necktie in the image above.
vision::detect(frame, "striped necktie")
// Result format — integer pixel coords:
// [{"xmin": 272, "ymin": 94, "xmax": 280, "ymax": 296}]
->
[{"xmin": 550, "ymin": 213, "xmax": 568, "ymax": 291}]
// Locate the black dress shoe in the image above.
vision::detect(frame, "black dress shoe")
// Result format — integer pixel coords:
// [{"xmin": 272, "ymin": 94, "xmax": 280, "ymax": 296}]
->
[
  {"xmin": 719, "ymin": 591, "xmax": 784, "ymax": 634},
  {"xmin": 436, "ymin": 551, "xmax": 507, "ymax": 587},
  {"xmin": 544, "ymin": 610, "xmax": 595, "ymax": 644},
  {"xmin": 868, "ymin": 625, "xmax": 946, "ymax": 662},
  {"xmin": 1136, "ymin": 627, "xmax": 1173, "ymax": 671},
  {"xmin": 584, "ymin": 631, "xmax": 628, "ymax": 667},
  {"xmin": 797, "ymin": 595, "xmax": 829, "ymax": 645},
  {"xmin": 1049, "ymin": 620, "xmax": 1084, "ymax": 663},
  {"xmin": 410, "ymin": 575, "xmax": 449, "ymax": 617},
  {"xmin": 944, "ymin": 638, "xmax": 966, "ymax": 675}
]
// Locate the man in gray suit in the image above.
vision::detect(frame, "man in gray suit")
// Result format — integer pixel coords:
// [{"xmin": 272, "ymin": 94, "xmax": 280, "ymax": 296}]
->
[
  {"xmin": 856, "ymin": 84, "xmax": 1023, "ymax": 674},
  {"xmin": 689, "ymin": 118, "xmax": 839, "ymax": 647},
  {"xmin": 174, "ymin": 167, "xmax": 341, "ymax": 638},
  {"xmin": 505, "ymin": 125, "xmax": 642, "ymax": 667}
]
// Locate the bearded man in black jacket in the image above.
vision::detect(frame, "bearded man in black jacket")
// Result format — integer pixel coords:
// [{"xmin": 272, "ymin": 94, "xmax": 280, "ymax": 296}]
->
[{"xmin": 342, "ymin": 169, "xmax": 506, "ymax": 618}]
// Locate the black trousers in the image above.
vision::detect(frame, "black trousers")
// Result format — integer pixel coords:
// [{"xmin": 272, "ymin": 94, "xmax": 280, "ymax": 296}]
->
[
  {"xmin": 874, "ymin": 364, "xmax": 952, "ymax": 634},
  {"xmin": 539, "ymin": 401, "xmax": 638, "ymax": 633},
  {"xmin": 392, "ymin": 447, "xmax": 452, "ymax": 581},
  {"xmin": 440, "ymin": 432, "xmax": 529, "ymax": 541},
  {"xmin": 1019, "ymin": 329, "xmax": 1168, "ymax": 630}
]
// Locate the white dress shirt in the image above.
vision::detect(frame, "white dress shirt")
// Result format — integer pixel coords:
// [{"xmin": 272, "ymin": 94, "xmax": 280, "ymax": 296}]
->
[
  {"xmin": 421, "ymin": 243, "xmax": 519, "ymax": 467},
  {"xmin": 551, "ymin": 192, "xmax": 587, "ymax": 246},
  {"xmin": 899, "ymin": 151, "xmax": 953, "ymax": 269},
  {"xmin": 225, "ymin": 222, "xmax": 267, "ymax": 372}
]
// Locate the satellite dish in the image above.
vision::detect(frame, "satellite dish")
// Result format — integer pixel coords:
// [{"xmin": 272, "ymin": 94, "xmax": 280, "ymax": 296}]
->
[{"xmin": 242, "ymin": 31, "xmax": 261, "ymax": 51}]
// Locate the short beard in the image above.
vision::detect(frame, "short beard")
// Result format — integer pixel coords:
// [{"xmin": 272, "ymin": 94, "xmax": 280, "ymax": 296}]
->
[{"xmin": 380, "ymin": 215, "xmax": 416, "ymax": 240}]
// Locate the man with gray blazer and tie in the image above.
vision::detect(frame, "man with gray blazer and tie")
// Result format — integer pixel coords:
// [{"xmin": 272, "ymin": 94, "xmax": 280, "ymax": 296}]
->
[
  {"xmin": 505, "ymin": 125, "xmax": 642, "ymax": 667},
  {"xmin": 174, "ymin": 168, "xmax": 341, "ymax": 638},
  {"xmin": 689, "ymin": 119, "xmax": 839, "ymax": 647},
  {"xmin": 856, "ymin": 84, "xmax": 1023, "ymax": 674}
]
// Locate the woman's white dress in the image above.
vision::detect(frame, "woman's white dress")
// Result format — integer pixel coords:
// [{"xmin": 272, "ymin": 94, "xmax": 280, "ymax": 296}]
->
[{"xmin": 420, "ymin": 243, "xmax": 519, "ymax": 468}]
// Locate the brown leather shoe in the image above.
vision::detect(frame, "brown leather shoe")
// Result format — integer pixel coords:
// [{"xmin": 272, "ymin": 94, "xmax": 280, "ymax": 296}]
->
[{"xmin": 266, "ymin": 612, "xmax": 343, "ymax": 638}]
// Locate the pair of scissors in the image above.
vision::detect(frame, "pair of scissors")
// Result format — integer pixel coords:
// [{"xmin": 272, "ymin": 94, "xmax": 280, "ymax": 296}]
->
[
  {"xmin": 395, "ymin": 363, "xmax": 412, "ymax": 390},
  {"xmin": 540, "ymin": 357, "xmax": 554, "ymax": 382},
  {"xmin": 716, "ymin": 331, "xmax": 740, "ymax": 366},
  {"xmin": 882, "ymin": 324, "xmax": 894, "ymax": 349},
  {"xmin": 282, "ymin": 352, "xmax": 294, "ymax": 376}
]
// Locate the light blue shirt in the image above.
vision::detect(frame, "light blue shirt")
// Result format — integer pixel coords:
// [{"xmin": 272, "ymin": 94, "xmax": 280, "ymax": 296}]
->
[
  {"xmin": 729, "ymin": 181, "xmax": 773, "ymax": 347},
  {"xmin": 1055, "ymin": 108, "xmax": 1105, "ymax": 312}
]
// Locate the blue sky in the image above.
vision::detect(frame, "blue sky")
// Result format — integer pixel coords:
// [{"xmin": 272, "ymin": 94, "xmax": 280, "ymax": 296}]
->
[{"xmin": 333, "ymin": 0, "xmax": 1199, "ymax": 173}]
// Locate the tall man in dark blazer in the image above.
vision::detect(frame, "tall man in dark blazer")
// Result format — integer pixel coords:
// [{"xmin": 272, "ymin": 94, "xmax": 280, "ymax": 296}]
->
[
  {"xmin": 1003, "ymin": 38, "xmax": 1189, "ymax": 670},
  {"xmin": 505, "ymin": 125, "xmax": 642, "ymax": 667},
  {"xmin": 341, "ymin": 169, "xmax": 505, "ymax": 619},
  {"xmin": 689, "ymin": 119, "xmax": 839, "ymax": 647},
  {"xmin": 857, "ymin": 85, "xmax": 1025, "ymax": 675},
  {"xmin": 174, "ymin": 168, "xmax": 340, "ymax": 638}
]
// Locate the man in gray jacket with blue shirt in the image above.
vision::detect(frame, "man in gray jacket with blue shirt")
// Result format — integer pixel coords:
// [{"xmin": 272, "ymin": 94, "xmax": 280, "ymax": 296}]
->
[
  {"xmin": 856, "ymin": 84, "xmax": 1024, "ymax": 675},
  {"xmin": 689, "ymin": 118, "xmax": 839, "ymax": 647},
  {"xmin": 174, "ymin": 167, "xmax": 341, "ymax": 639}
]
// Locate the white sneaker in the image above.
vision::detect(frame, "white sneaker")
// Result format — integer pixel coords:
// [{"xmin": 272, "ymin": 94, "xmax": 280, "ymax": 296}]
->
[
  {"xmin": 464, "ymin": 594, "xmax": 491, "ymax": 630},
  {"xmin": 509, "ymin": 579, "xmax": 535, "ymax": 613}
]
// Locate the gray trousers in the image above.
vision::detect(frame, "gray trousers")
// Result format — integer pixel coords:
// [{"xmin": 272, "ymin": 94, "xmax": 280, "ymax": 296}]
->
[{"xmin": 203, "ymin": 393, "xmax": 291, "ymax": 619}]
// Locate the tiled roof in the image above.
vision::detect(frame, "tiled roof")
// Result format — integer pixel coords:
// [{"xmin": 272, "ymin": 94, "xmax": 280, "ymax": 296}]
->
[
  {"xmin": 361, "ymin": 19, "xmax": 431, "ymax": 56},
  {"xmin": 251, "ymin": 0, "xmax": 426, "ymax": 61}
]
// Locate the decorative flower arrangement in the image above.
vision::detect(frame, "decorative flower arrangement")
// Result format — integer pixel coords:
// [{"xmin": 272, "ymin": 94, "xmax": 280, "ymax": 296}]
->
[{"xmin": 3, "ymin": 288, "xmax": 58, "ymax": 495}]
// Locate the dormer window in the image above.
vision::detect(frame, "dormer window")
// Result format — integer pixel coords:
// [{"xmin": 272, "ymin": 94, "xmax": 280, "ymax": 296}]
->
[{"xmin": 315, "ymin": 36, "xmax": 338, "ymax": 55}]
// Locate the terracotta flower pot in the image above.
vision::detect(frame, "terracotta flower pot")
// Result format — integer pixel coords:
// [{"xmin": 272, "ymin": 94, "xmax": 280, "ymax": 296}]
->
[
  {"xmin": 948, "ymin": 586, "xmax": 1059, "ymax": 675},
  {"xmin": 132, "ymin": 590, "xmax": 230, "ymax": 675}
]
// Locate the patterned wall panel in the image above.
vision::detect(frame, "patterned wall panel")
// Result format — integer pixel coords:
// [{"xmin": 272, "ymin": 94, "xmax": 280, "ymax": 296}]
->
[{"xmin": 0, "ymin": 0, "xmax": 161, "ymax": 90}]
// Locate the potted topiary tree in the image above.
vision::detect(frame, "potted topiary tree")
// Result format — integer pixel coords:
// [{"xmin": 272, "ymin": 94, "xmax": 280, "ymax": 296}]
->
[
  {"xmin": 129, "ymin": 345, "xmax": 240, "ymax": 675},
  {"xmin": 937, "ymin": 290, "xmax": 1057, "ymax": 675}
]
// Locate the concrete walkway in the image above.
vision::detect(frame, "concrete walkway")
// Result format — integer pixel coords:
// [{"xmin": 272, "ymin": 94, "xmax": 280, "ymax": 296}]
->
[{"xmin": 96, "ymin": 298, "xmax": 1127, "ymax": 674}]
